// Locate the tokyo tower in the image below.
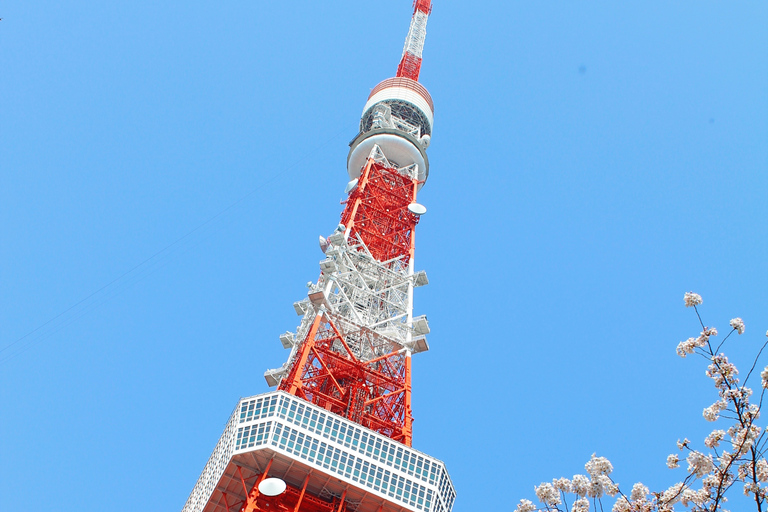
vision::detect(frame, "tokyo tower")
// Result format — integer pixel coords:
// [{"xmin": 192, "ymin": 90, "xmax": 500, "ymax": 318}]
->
[{"xmin": 182, "ymin": 2, "xmax": 455, "ymax": 511}]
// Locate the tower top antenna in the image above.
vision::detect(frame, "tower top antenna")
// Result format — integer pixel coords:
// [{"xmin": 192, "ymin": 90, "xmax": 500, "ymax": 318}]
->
[{"xmin": 396, "ymin": 0, "xmax": 433, "ymax": 81}]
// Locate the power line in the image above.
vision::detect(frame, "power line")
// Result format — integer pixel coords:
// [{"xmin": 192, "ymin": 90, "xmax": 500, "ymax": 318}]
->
[{"xmin": 0, "ymin": 125, "xmax": 348, "ymax": 366}]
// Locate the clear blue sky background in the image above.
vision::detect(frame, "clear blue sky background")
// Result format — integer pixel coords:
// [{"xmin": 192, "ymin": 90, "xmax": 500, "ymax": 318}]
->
[{"xmin": 1, "ymin": 1, "xmax": 767, "ymax": 511}]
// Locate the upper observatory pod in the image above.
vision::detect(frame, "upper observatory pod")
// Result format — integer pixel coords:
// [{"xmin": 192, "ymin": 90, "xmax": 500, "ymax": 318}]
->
[
  {"xmin": 347, "ymin": 0, "xmax": 434, "ymax": 188},
  {"xmin": 347, "ymin": 78, "xmax": 434, "ymax": 186}
]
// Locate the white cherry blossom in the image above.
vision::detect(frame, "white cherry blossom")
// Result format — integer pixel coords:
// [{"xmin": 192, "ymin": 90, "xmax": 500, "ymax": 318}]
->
[
  {"xmin": 514, "ymin": 499, "xmax": 536, "ymax": 512},
  {"xmin": 516, "ymin": 294, "xmax": 768, "ymax": 512},
  {"xmin": 676, "ymin": 337, "xmax": 697, "ymax": 357},
  {"xmin": 705, "ymin": 430, "xmax": 726, "ymax": 448},
  {"xmin": 585, "ymin": 453, "xmax": 613, "ymax": 477},
  {"xmin": 661, "ymin": 482, "xmax": 685, "ymax": 506},
  {"xmin": 534, "ymin": 482, "xmax": 560, "ymax": 506},
  {"xmin": 572, "ymin": 474, "xmax": 590, "ymax": 497},
  {"xmin": 687, "ymin": 451, "xmax": 714, "ymax": 477},
  {"xmin": 667, "ymin": 454, "xmax": 679, "ymax": 468},
  {"xmin": 730, "ymin": 317, "xmax": 745, "ymax": 334},
  {"xmin": 630, "ymin": 482, "xmax": 649, "ymax": 501},
  {"xmin": 685, "ymin": 291, "xmax": 703, "ymax": 307},
  {"xmin": 611, "ymin": 498, "xmax": 630, "ymax": 512},
  {"xmin": 757, "ymin": 459, "xmax": 768, "ymax": 482},
  {"xmin": 573, "ymin": 497, "xmax": 589, "ymax": 512},
  {"xmin": 552, "ymin": 477, "xmax": 571, "ymax": 493}
]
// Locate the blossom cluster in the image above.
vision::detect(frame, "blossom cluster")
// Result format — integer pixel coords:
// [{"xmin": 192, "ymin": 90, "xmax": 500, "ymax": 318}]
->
[
  {"xmin": 515, "ymin": 292, "xmax": 768, "ymax": 512},
  {"xmin": 684, "ymin": 292, "xmax": 703, "ymax": 308},
  {"xmin": 676, "ymin": 327, "xmax": 717, "ymax": 358},
  {"xmin": 518, "ymin": 455, "xmax": 619, "ymax": 512},
  {"xmin": 731, "ymin": 317, "xmax": 745, "ymax": 335}
]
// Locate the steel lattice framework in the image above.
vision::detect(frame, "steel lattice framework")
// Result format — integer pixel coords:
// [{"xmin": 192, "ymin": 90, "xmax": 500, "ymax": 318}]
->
[
  {"xmin": 183, "ymin": 2, "xmax": 453, "ymax": 512},
  {"xmin": 275, "ymin": 151, "xmax": 422, "ymax": 445}
]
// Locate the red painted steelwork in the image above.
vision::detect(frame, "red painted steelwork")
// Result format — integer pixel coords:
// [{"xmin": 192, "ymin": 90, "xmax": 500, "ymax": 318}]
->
[
  {"xmin": 340, "ymin": 160, "xmax": 420, "ymax": 263},
  {"xmin": 279, "ymin": 315, "xmax": 413, "ymax": 445},
  {"xmin": 279, "ymin": 159, "xmax": 419, "ymax": 446},
  {"xmin": 224, "ymin": 464, "xmax": 344, "ymax": 512},
  {"xmin": 414, "ymin": 0, "xmax": 432, "ymax": 15},
  {"xmin": 396, "ymin": 55, "xmax": 423, "ymax": 82},
  {"xmin": 396, "ymin": 0, "xmax": 431, "ymax": 81}
]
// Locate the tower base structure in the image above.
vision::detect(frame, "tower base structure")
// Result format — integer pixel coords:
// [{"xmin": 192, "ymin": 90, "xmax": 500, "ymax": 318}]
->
[{"xmin": 183, "ymin": 391, "xmax": 455, "ymax": 512}]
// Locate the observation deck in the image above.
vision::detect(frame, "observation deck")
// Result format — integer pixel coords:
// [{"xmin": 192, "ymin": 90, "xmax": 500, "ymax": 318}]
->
[{"xmin": 183, "ymin": 391, "xmax": 456, "ymax": 512}]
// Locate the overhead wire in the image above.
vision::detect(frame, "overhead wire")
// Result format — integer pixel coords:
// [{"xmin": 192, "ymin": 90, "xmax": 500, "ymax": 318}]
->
[{"xmin": 0, "ymin": 124, "xmax": 349, "ymax": 366}]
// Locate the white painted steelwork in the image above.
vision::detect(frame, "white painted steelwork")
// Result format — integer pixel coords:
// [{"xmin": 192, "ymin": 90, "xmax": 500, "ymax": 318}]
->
[
  {"xmin": 265, "ymin": 146, "xmax": 429, "ymax": 387},
  {"xmin": 401, "ymin": 11, "xmax": 429, "ymax": 60}
]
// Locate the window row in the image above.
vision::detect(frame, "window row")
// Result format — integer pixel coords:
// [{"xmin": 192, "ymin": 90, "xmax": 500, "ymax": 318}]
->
[
  {"xmin": 272, "ymin": 422, "xmax": 433, "ymax": 512},
  {"xmin": 277, "ymin": 395, "xmax": 442, "ymax": 485},
  {"xmin": 239, "ymin": 395, "xmax": 279, "ymax": 423},
  {"xmin": 236, "ymin": 422, "xmax": 273, "ymax": 450},
  {"xmin": 438, "ymin": 468, "xmax": 455, "ymax": 509}
]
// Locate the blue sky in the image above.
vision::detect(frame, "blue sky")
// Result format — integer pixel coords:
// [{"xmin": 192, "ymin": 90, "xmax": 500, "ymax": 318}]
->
[{"xmin": 1, "ymin": 1, "xmax": 767, "ymax": 511}]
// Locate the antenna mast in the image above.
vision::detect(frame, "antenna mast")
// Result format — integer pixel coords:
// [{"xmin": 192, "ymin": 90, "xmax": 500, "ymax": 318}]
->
[{"xmin": 396, "ymin": 0, "xmax": 433, "ymax": 81}]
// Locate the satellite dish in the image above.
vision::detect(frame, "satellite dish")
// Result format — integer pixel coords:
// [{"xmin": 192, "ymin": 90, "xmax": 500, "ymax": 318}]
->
[
  {"xmin": 258, "ymin": 477, "xmax": 287, "ymax": 496},
  {"xmin": 344, "ymin": 178, "xmax": 359, "ymax": 194},
  {"xmin": 319, "ymin": 235, "xmax": 329, "ymax": 253},
  {"xmin": 408, "ymin": 203, "xmax": 427, "ymax": 216}
]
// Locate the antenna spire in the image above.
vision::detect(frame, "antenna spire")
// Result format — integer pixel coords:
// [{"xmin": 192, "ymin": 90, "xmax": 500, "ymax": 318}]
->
[{"xmin": 396, "ymin": 0, "xmax": 432, "ymax": 81}]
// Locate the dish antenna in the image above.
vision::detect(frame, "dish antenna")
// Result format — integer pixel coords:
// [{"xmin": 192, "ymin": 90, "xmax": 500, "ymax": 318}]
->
[
  {"xmin": 345, "ymin": 178, "xmax": 359, "ymax": 194},
  {"xmin": 319, "ymin": 235, "xmax": 330, "ymax": 253},
  {"xmin": 407, "ymin": 203, "xmax": 427, "ymax": 216},
  {"xmin": 258, "ymin": 477, "xmax": 287, "ymax": 496}
]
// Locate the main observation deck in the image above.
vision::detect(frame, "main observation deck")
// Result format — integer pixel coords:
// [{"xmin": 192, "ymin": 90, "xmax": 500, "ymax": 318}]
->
[{"xmin": 183, "ymin": 391, "xmax": 456, "ymax": 512}]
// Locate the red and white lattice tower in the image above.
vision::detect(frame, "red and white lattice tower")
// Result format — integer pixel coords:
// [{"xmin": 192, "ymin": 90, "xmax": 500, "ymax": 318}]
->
[{"xmin": 182, "ymin": 3, "xmax": 455, "ymax": 512}]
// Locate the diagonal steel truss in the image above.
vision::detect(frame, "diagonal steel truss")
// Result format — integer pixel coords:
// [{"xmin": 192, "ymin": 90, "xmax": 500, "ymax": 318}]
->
[{"xmin": 264, "ymin": 146, "xmax": 429, "ymax": 446}]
